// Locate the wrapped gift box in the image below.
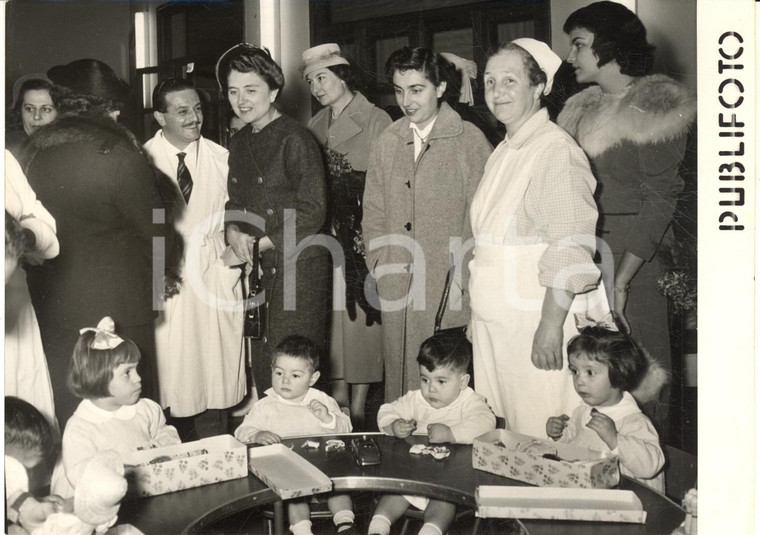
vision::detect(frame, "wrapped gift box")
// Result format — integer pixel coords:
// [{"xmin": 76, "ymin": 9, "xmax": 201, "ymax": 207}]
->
[
  {"xmin": 248, "ymin": 444, "xmax": 332, "ymax": 500},
  {"xmin": 472, "ymin": 429, "xmax": 619, "ymax": 488},
  {"xmin": 123, "ymin": 434, "xmax": 247, "ymax": 497},
  {"xmin": 476, "ymin": 486, "xmax": 646, "ymax": 523}
]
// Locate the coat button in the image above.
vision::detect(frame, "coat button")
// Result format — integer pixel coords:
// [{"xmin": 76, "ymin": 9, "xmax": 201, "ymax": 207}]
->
[
  {"xmin": 271, "ymin": 267, "xmax": 276, "ymax": 274},
  {"xmin": 404, "ymin": 222, "xmax": 411, "ymax": 231},
  {"xmin": 266, "ymin": 208, "xmax": 274, "ymax": 215},
  {"xmin": 405, "ymin": 180, "xmax": 411, "ymax": 188},
  {"xmin": 257, "ymin": 176, "xmax": 263, "ymax": 184},
  {"xmin": 231, "ymin": 177, "xmax": 238, "ymax": 184}
]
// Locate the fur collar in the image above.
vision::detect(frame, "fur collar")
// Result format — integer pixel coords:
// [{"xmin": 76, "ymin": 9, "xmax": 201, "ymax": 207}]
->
[
  {"xmin": 557, "ymin": 74, "xmax": 696, "ymax": 158},
  {"xmin": 29, "ymin": 114, "xmax": 145, "ymax": 155},
  {"xmin": 631, "ymin": 346, "xmax": 669, "ymax": 405}
]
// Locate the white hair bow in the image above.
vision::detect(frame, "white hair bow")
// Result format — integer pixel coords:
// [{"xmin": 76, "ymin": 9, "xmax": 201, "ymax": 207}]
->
[
  {"xmin": 574, "ymin": 312, "xmax": 619, "ymax": 332},
  {"xmin": 79, "ymin": 317, "xmax": 124, "ymax": 350}
]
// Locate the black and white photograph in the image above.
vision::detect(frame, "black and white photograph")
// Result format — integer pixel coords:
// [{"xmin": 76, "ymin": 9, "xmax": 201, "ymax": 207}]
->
[{"xmin": 2, "ymin": 0, "xmax": 754, "ymax": 533}]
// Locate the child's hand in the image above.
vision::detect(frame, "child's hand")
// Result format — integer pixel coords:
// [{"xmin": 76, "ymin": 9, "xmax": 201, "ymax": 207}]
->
[
  {"xmin": 18, "ymin": 496, "xmax": 61, "ymax": 530},
  {"xmin": 254, "ymin": 431, "xmax": 282, "ymax": 445},
  {"xmin": 546, "ymin": 414, "xmax": 569, "ymax": 440},
  {"xmin": 586, "ymin": 409, "xmax": 618, "ymax": 449},
  {"xmin": 40, "ymin": 495, "xmax": 65, "ymax": 513},
  {"xmin": 236, "ymin": 427, "xmax": 258, "ymax": 443},
  {"xmin": 389, "ymin": 418, "xmax": 417, "ymax": 438},
  {"xmin": 308, "ymin": 400, "xmax": 331, "ymax": 424},
  {"xmin": 427, "ymin": 423, "xmax": 454, "ymax": 443}
]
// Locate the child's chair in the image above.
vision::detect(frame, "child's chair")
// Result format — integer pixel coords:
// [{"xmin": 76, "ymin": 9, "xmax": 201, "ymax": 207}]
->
[
  {"xmin": 261, "ymin": 497, "xmax": 333, "ymax": 535},
  {"xmin": 663, "ymin": 445, "xmax": 697, "ymax": 502},
  {"xmin": 400, "ymin": 508, "xmax": 479, "ymax": 535}
]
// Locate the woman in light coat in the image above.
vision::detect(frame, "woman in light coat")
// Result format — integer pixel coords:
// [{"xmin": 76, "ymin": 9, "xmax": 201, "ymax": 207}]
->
[
  {"xmin": 302, "ymin": 43, "xmax": 392, "ymax": 428},
  {"xmin": 363, "ymin": 46, "xmax": 492, "ymax": 402}
]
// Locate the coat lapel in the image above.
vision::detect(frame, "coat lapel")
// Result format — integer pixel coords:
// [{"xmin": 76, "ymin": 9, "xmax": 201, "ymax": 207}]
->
[{"xmin": 329, "ymin": 114, "xmax": 363, "ymax": 148}]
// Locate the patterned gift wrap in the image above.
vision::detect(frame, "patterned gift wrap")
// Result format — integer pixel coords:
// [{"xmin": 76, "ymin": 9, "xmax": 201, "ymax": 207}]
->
[
  {"xmin": 123, "ymin": 435, "xmax": 248, "ymax": 497},
  {"xmin": 472, "ymin": 430, "xmax": 620, "ymax": 489}
]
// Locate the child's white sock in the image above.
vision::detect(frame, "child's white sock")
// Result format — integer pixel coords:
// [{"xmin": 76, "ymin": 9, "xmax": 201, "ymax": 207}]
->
[
  {"xmin": 333, "ymin": 509, "xmax": 355, "ymax": 532},
  {"xmin": 289, "ymin": 519, "xmax": 313, "ymax": 535},
  {"xmin": 367, "ymin": 514, "xmax": 391, "ymax": 535},
  {"xmin": 419, "ymin": 523, "xmax": 443, "ymax": 535}
]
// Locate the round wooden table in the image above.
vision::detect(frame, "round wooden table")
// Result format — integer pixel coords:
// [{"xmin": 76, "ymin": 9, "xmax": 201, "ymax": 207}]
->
[{"xmin": 118, "ymin": 433, "xmax": 684, "ymax": 534}]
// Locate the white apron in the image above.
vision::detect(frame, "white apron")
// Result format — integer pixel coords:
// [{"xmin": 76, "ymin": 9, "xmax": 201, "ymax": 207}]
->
[
  {"xmin": 145, "ymin": 134, "xmax": 245, "ymax": 416},
  {"xmin": 469, "ymin": 137, "xmax": 608, "ymax": 438}
]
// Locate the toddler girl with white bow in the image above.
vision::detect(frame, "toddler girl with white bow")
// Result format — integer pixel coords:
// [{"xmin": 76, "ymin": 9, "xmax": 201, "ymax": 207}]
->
[{"xmin": 52, "ymin": 317, "xmax": 180, "ymax": 497}]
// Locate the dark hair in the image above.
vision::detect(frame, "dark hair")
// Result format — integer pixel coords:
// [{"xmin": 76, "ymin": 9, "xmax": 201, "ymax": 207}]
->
[
  {"xmin": 222, "ymin": 46, "xmax": 284, "ymax": 93},
  {"xmin": 7, "ymin": 78, "xmax": 60, "ymax": 131},
  {"xmin": 326, "ymin": 64, "xmax": 361, "ymax": 93},
  {"xmin": 384, "ymin": 47, "xmax": 455, "ymax": 93},
  {"xmin": 152, "ymin": 78, "xmax": 197, "ymax": 113},
  {"xmin": 563, "ymin": 0, "xmax": 655, "ymax": 77},
  {"xmin": 5, "ymin": 396, "xmax": 54, "ymax": 462},
  {"xmin": 55, "ymin": 86, "xmax": 124, "ymax": 119},
  {"xmin": 272, "ymin": 335, "xmax": 320, "ymax": 373},
  {"xmin": 68, "ymin": 331, "xmax": 142, "ymax": 399},
  {"xmin": 567, "ymin": 326, "xmax": 648, "ymax": 391},
  {"xmin": 417, "ymin": 333, "xmax": 470, "ymax": 375}
]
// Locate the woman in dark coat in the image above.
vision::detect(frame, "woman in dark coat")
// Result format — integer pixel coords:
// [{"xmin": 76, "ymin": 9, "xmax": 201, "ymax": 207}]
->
[
  {"xmin": 24, "ymin": 59, "xmax": 169, "ymax": 426},
  {"xmin": 216, "ymin": 44, "xmax": 329, "ymax": 396}
]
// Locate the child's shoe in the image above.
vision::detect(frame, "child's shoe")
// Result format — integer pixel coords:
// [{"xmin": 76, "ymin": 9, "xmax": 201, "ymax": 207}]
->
[{"xmin": 336, "ymin": 524, "xmax": 358, "ymax": 535}]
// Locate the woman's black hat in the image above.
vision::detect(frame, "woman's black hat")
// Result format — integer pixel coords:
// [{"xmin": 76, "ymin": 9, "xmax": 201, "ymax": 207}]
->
[{"xmin": 47, "ymin": 59, "xmax": 129, "ymax": 103}]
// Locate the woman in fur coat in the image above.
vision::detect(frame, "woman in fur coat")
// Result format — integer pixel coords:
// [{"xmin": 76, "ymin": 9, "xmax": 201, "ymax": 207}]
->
[
  {"xmin": 23, "ymin": 60, "xmax": 177, "ymax": 426},
  {"xmin": 557, "ymin": 1, "xmax": 697, "ymax": 436}
]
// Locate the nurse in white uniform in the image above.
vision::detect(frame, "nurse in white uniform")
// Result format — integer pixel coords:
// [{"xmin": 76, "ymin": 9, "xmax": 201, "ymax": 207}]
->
[{"xmin": 469, "ymin": 39, "xmax": 608, "ymax": 438}]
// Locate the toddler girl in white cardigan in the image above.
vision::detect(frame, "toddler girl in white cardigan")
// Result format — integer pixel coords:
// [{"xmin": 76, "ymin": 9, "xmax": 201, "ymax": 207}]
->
[
  {"xmin": 52, "ymin": 317, "xmax": 180, "ymax": 497},
  {"xmin": 546, "ymin": 324, "xmax": 666, "ymax": 491}
]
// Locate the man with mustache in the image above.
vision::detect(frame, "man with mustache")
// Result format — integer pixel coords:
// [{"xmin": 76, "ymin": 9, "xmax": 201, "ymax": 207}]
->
[{"xmin": 144, "ymin": 78, "xmax": 245, "ymax": 440}]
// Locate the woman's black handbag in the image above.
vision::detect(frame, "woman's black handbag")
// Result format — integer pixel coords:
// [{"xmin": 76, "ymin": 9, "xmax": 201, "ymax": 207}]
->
[
  {"xmin": 432, "ymin": 263, "xmax": 473, "ymax": 384},
  {"xmin": 244, "ymin": 238, "xmax": 267, "ymax": 340}
]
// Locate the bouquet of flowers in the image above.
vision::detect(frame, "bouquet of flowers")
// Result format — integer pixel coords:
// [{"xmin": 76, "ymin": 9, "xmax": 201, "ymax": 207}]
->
[
  {"xmin": 657, "ymin": 270, "xmax": 696, "ymax": 312},
  {"xmin": 323, "ymin": 147, "xmax": 380, "ymax": 326}
]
